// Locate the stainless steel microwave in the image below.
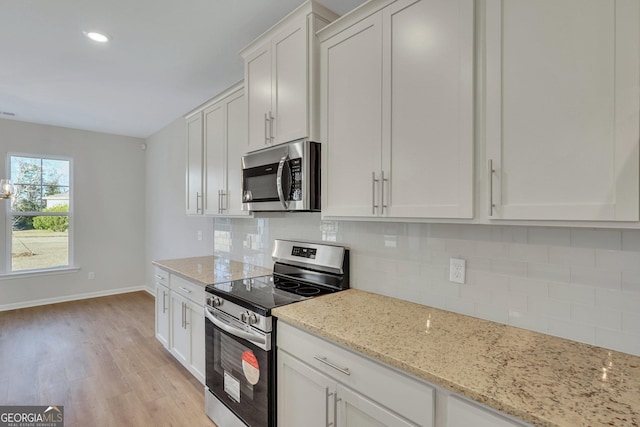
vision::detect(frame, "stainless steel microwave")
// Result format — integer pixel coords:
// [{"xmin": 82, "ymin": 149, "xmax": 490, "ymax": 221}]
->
[{"xmin": 241, "ymin": 139, "xmax": 320, "ymax": 212}]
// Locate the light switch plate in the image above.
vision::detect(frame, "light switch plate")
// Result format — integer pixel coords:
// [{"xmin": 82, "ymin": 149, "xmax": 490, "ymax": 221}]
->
[{"xmin": 449, "ymin": 258, "xmax": 466, "ymax": 284}]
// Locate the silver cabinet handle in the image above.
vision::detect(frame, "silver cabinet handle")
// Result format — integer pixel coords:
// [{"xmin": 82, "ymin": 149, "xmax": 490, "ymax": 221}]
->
[
  {"xmin": 217, "ymin": 189, "xmax": 222, "ymax": 214},
  {"xmin": 264, "ymin": 113, "xmax": 269, "ymax": 145},
  {"xmin": 196, "ymin": 192, "xmax": 203, "ymax": 213},
  {"xmin": 314, "ymin": 356, "xmax": 351, "ymax": 376},
  {"xmin": 381, "ymin": 170, "xmax": 389, "ymax": 214},
  {"xmin": 181, "ymin": 302, "xmax": 185, "ymax": 329},
  {"xmin": 178, "ymin": 286, "xmax": 191, "ymax": 294},
  {"xmin": 268, "ymin": 111, "xmax": 274, "ymax": 143},
  {"xmin": 488, "ymin": 159, "xmax": 495, "ymax": 216},
  {"xmin": 326, "ymin": 390, "xmax": 335, "ymax": 427},
  {"xmin": 154, "ymin": 274, "xmax": 165, "ymax": 281},
  {"xmin": 222, "ymin": 191, "xmax": 228, "ymax": 212},
  {"xmin": 372, "ymin": 172, "xmax": 379, "ymax": 215},
  {"xmin": 162, "ymin": 290, "xmax": 167, "ymax": 313}
]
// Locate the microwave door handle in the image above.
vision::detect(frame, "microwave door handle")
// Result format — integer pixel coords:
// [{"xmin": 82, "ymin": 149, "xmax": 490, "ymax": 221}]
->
[
  {"xmin": 204, "ymin": 307, "xmax": 266, "ymax": 345},
  {"xmin": 276, "ymin": 154, "xmax": 290, "ymax": 210}
]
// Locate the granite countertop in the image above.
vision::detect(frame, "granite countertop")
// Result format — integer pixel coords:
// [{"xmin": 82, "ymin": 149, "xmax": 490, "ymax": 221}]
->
[
  {"xmin": 152, "ymin": 256, "xmax": 272, "ymax": 286},
  {"xmin": 272, "ymin": 289, "xmax": 640, "ymax": 427}
]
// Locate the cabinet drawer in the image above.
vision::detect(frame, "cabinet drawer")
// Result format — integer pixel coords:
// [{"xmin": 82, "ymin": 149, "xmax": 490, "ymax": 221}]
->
[
  {"xmin": 170, "ymin": 274, "xmax": 205, "ymax": 306},
  {"xmin": 154, "ymin": 267, "xmax": 169, "ymax": 286},
  {"xmin": 277, "ymin": 321, "xmax": 434, "ymax": 427}
]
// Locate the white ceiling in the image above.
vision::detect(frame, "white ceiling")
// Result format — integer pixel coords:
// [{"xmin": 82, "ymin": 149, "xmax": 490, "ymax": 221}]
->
[{"xmin": 0, "ymin": 0, "xmax": 366, "ymax": 138}]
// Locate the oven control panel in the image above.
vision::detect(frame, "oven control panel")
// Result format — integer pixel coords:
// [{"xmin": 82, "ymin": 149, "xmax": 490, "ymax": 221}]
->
[{"xmin": 291, "ymin": 246, "xmax": 317, "ymax": 259}]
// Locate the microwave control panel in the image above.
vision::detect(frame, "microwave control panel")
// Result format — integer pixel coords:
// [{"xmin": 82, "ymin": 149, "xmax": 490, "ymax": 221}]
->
[{"xmin": 290, "ymin": 158, "xmax": 302, "ymax": 201}]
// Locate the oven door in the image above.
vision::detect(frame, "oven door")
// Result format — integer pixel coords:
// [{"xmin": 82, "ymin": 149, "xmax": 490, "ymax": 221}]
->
[{"xmin": 205, "ymin": 307, "xmax": 274, "ymax": 427}]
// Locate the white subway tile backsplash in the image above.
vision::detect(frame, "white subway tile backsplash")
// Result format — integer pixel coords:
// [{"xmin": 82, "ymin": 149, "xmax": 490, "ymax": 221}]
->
[
  {"xmin": 217, "ymin": 217, "xmax": 640, "ymax": 356},
  {"xmin": 528, "ymin": 227, "xmax": 571, "ymax": 246},
  {"xmin": 622, "ymin": 312, "xmax": 640, "ymax": 334},
  {"xmin": 476, "ymin": 241, "xmax": 508, "ymax": 259},
  {"xmin": 548, "ymin": 282, "xmax": 596, "ymax": 306},
  {"xmin": 570, "ymin": 229, "xmax": 622, "ymax": 250},
  {"xmin": 549, "ymin": 246, "xmax": 595, "ymax": 267},
  {"xmin": 527, "ymin": 262, "xmax": 570, "ymax": 282},
  {"xmin": 475, "ymin": 302, "xmax": 509, "ymax": 324},
  {"xmin": 621, "ymin": 271, "xmax": 640, "ymax": 293},
  {"xmin": 491, "ymin": 258, "xmax": 528, "ymax": 276},
  {"xmin": 596, "ymin": 249, "xmax": 640, "ymax": 272},
  {"xmin": 508, "ymin": 243, "xmax": 549, "ymax": 263},
  {"xmin": 548, "ymin": 318, "xmax": 596, "ymax": 344},
  {"xmin": 596, "ymin": 288, "xmax": 640, "ymax": 312},
  {"xmin": 595, "ymin": 328, "xmax": 640, "ymax": 356},
  {"xmin": 509, "ymin": 276, "xmax": 549, "ymax": 297},
  {"xmin": 570, "ymin": 266, "xmax": 621, "ymax": 289},
  {"xmin": 622, "ymin": 230, "xmax": 640, "ymax": 252}
]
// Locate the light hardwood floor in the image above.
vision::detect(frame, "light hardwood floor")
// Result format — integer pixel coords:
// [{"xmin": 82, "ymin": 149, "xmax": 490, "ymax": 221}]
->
[{"xmin": 0, "ymin": 291, "xmax": 216, "ymax": 427}]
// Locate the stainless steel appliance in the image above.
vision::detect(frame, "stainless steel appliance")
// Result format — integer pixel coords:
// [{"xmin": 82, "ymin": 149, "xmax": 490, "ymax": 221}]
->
[
  {"xmin": 204, "ymin": 239, "xmax": 349, "ymax": 427},
  {"xmin": 241, "ymin": 139, "xmax": 320, "ymax": 212}
]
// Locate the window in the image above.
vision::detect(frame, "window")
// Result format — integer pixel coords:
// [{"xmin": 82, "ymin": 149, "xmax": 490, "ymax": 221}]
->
[{"xmin": 7, "ymin": 154, "xmax": 72, "ymax": 273}]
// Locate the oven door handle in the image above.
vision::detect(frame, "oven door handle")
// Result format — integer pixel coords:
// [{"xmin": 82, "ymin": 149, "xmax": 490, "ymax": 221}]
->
[
  {"xmin": 276, "ymin": 154, "xmax": 290, "ymax": 210},
  {"xmin": 204, "ymin": 307, "xmax": 266, "ymax": 345}
]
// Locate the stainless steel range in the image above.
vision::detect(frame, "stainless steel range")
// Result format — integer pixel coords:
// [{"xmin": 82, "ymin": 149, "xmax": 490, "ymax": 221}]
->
[{"xmin": 204, "ymin": 239, "xmax": 350, "ymax": 427}]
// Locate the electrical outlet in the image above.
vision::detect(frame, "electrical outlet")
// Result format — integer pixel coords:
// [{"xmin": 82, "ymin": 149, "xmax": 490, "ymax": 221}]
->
[
  {"xmin": 197, "ymin": 230, "xmax": 203, "ymax": 241},
  {"xmin": 88, "ymin": 272, "xmax": 95, "ymax": 280},
  {"xmin": 449, "ymin": 258, "xmax": 466, "ymax": 284}
]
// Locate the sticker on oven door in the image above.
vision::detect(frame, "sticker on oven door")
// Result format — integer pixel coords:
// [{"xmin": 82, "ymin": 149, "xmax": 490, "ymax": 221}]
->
[
  {"xmin": 224, "ymin": 371, "xmax": 241, "ymax": 403},
  {"xmin": 242, "ymin": 350, "xmax": 260, "ymax": 385}
]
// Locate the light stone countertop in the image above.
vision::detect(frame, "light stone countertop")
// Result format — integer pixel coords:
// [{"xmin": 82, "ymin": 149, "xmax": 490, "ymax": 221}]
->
[
  {"xmin": 152, "ymin": 256, "xmax": 272, "ymax": 287},
  {"xmin": 272, "ymin": 289, "xmax": 640, "ymax": 427}
]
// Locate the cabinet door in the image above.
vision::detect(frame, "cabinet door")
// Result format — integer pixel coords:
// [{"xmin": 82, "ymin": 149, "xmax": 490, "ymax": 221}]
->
[
  {"xmin": 155, "ymin": 283, "xmax": 170, "ymax": 348},
  {"xmin": 485, "ymin": 0, "xmax": 640, "ymax": 221},
  {"xmin": 446, "ymin": 395, "xmax": 525, "ymax": 427},
  {"xmin": 272, "ymin": 23, "xmax": 308, "ymax": 144},
  {"xmin": 186, "ymin": 113, "xmax": 203, "ymax": 215},
  {"xmin": 170, "ymin": 292, "xmax": 190, "ymax": 366},
  {"xmin": 186, "ymin": 298, "xmax": 205, "ymax": 384},
  {"xmin": 383, "ymin": 0, "xmax": 474, "ymax": 219},
  {"xmin": 246, "ymin": 45, "xmax": 273, "ymax": 153},
  {"xmin": 321, "ymin": 12, "xmax": 384, "ymax": 217},
  {"xmin": 277, "ymin": 350, "xmax": 335, "ymax": 427},
  {"xmin": 337, "ymin": 384, "xmax": 418, "ymax": 427},
  {"xmin": 225, "ymin": 89, "xmax": 251, "ymax": 215},
  {"xmin": 203, "ymin": 101, "xmax": 225, "ymax": 215}
]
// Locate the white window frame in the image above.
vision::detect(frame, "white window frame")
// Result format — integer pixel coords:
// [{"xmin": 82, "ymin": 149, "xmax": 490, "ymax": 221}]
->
[{"xmin": 3, "ymin": 153, "xmax": 75, "ymax": 276}]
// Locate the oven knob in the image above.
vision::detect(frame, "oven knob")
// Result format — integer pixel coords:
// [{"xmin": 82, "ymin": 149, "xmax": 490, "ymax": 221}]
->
[
  {"xmin": 210, "ymin": 297, "xmax": 222, "ymax": 308},
  {"xmin": 240, "ymin": 311, "xmax": 248, "ymax": 323},
  {"xmin": 247, "ymin": 313, "xmax": 258, "ymax": 325}
]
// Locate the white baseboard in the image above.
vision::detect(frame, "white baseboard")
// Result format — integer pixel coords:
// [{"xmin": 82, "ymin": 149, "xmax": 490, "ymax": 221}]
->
[{"xmin": 0, "ymin": 285, "xmax": 149, "ymax": 312}]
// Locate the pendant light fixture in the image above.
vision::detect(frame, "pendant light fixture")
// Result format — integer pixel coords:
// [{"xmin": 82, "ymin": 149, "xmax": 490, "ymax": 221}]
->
[{"xmin": 0, "ymin": 179, "xmax": 14, "ymax": 200}]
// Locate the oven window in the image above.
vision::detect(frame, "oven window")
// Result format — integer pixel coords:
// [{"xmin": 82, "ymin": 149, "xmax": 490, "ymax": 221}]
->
[{"xmin": 206, "ymin": 317, "xmax": 273, "ymax": 427}]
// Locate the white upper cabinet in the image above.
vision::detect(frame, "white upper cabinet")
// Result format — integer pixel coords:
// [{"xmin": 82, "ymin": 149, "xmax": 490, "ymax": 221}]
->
[
  {"xmin": 241, "ymin": 1, "xmax": 339, "ymax": 153},
  {"xmin": 485, "ymin": 0, "xmax": 640, "ymax": 221},
  {"xmin": 320, "ymin": 0, "xmax": 475, "ymax": 219},
  {"xmin": 186, "ymin": 82, "xmax": 251, "ymax": 216},
  {"xmin": 185, "ymin": 113, "xmax": 203, "ymax": 215}
]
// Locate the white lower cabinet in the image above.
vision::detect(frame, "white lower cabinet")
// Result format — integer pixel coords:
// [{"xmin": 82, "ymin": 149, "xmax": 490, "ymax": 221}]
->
[
  {"xmin": 443, "ymin": 394, "xmax": 526, "ymax": 427},
  {"xmin": 154, "ymin": 268, "xmax": 206, "ymax": 385},
  {"xmin": 154, "ymin": 271, "xmax": 170, "ymax": 348},
  {"xmin": 277, "ymin": 322, "xmax": 434, "ymax": 427}
]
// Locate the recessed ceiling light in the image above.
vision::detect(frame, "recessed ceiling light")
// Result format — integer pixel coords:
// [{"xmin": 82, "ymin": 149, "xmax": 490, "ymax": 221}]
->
[{"xmin": 83, "ymin": 31, "xmax": 110, "ymax": 43}]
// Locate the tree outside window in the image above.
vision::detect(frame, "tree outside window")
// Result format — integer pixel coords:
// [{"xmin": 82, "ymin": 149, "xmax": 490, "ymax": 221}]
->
[{"xmin": 9, "ymin": 155, "xmax": 72, "ymax": 272}]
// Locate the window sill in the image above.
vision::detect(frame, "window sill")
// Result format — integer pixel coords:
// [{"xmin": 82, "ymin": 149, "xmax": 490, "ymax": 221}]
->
[{"xmin": 0, "ymin": 266, "xmax": 81, "ymax": 280}]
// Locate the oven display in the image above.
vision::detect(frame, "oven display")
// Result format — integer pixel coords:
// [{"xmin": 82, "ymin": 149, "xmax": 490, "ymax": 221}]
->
[{"xmin": 291, "ymin": 246, "xmax": 316, "ymax": 259}]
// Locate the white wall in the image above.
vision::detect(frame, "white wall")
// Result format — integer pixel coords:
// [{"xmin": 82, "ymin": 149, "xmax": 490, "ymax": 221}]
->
[
  {"xmin": 214, "ymin": 215, "xmax": 640, "ymax": 357},
  {"xmin": 0, "ymin": 118, "xmax": 146, "ymax": 309},
  {"xmin": 144, "ymin": 117, "xmax": 214, "ymax": 290}
]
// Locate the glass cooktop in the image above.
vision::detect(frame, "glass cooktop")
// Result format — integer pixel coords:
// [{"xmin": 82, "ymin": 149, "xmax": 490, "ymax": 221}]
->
[{"xmin": 206, "ymin": 275, "xmax": 309, "ymax": 316}]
